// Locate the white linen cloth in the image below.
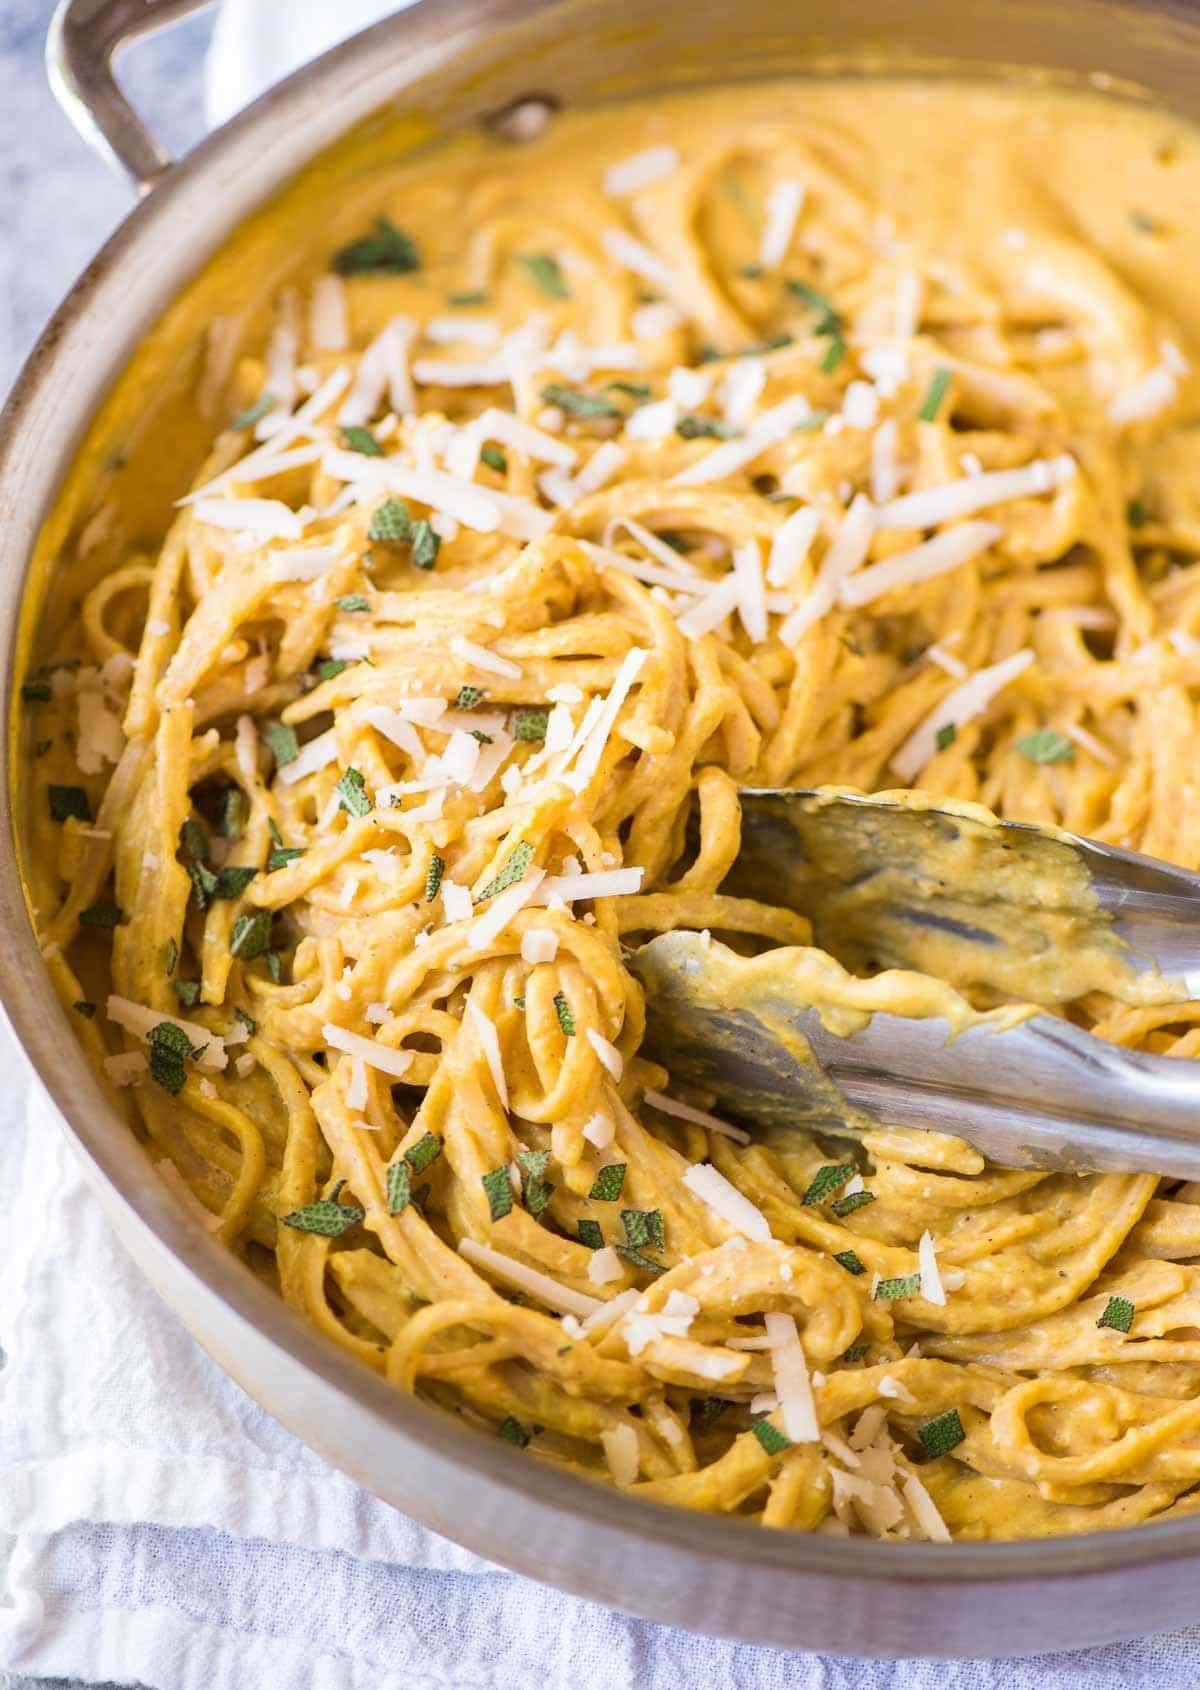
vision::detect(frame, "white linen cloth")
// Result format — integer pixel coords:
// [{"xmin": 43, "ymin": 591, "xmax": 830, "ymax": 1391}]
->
[{"xmin": 1, "ymin": 5, "xmax": 1198, "ymax": 1683}]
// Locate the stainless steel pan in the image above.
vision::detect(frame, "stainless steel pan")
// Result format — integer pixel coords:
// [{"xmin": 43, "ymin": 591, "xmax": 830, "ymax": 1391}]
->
[{"xmin": 8, "ymin": 0, "xmax": 1200, "ymax": 1656}]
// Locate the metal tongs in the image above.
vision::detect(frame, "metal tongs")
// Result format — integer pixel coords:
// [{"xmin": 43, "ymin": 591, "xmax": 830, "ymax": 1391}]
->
[{"xmin": 630, "ymin": 791, "xmax": 1200, "ymax": 1179}]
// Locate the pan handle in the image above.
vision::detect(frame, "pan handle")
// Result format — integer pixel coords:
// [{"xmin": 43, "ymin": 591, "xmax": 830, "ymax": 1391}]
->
[{"xmin": 46, "ymin": 0, "xmax": 215, "ymax": 194}]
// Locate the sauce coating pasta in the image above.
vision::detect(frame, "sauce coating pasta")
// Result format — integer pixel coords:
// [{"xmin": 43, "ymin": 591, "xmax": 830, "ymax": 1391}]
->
[{"xmin": 23, "ymin": 78, "xmax": 1200, "ymax": 1541}]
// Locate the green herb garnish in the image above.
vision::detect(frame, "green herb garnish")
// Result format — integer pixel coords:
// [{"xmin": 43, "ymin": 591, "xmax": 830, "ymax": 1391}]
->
[
  {"xmin": 332, "ymin": 217, "xmax": 420, "ymax": 277},
  {"xmin": 616, "ymin": 1245, "xmax": 666, "ymax": 1275},
  {"xmin": 173, "ymin": 980, "xmax": 201, "ymax": 1008},
  {"xmin": 219, "ymin": 788, "xmax": 244, "ymax": 841},
  {"xmin": 840, "ymin": 1342, "xmax": 870, "ymax": 1363},
  {"xmin": 21, "ymin": 682, "xmax": 52, "ymax": 703},
  {"xmin": 606, "ymin": 380, "xmax": 652, "ymax": 400},
  {"xmin": 49, "ymin": 785, "xmax": 91, "ymax": 824},
  {"xmin": 449, "ymin": 289, "xmax": 489, "ymax": 307},
  {"xmin": 578, "ymin": 1218, "xmax": 604, "ymax": 1249},
  {"xmin": 482, "ymin": 1166, "xmax": 514, "ymax": 1221},
  {"xmin": 268, "ymin": 842, "xmax": 305, "ymax": 871},
  {"xmin": 317, "ymin": 659, "xmax": 347, "ymax": 682},
  {"xmin": 480, "ymin": 444, "xmax": 508, "ymax": 474},
  {"xmin": 820, "ymin": 336, "xmax": 847, "ymax": 376},
  {"xmin": 336, "ymin": 594, "xmax": 370, "ymax": 613},
  {"xmin": 230, "ymin": 910, "xmax": 272, "ymax": 961},
  {"xmin": 785, "ymin": 279, "xmax": 842, "ymax": 336},
  {"xmin": 476, "ymin": 840, "xmax": 534, "ymax": 900},
  {"xmin": 696, "ymin": 1397, "xmax": 730, "ymax": 1430},
  {"xmin": 230, "ymin": 393, "xmax": 275, "ymax": 431},
  {"xmin": 164, "ymin": 938, "xmax": 178, "ymax": 975},
  {"xmin": 918, "ymin": 1408, "xmax": 966, "ymax": 1459},
  {"xmin": 282, "ymin": 1180, "xmax": 366, "ymax": 1236},
  {"xmin": 621, "ymin": 1208, "xmax": 665, "ymax": 1251},
  {"xmin": 834, "ymin": 1249, "xmax": 866, "ymax": 1275},
  {"xmin": 918, "ymin": 367, "xmax": 952, "ymax": 423},
  {"xmin": 1015, "ymin": 729, "xmax": 1075, "ymax": 765},
  {"xmin": 79, "ymin": 901, "xmax": 123, "ymax": 929},
  {"xmin": 676, "ymin": 414, "xmax": 738, "ymax": 440},
  {"xmin": 518, "ymin": 253, "xmax": 569, "ymax": 299},
  {"xmin": 368, "ymin": 498, "xmax": 412, "ymax": 543},
  {"xmin": 830, "ymin": 1190, "xmax": 875, "ymax": 1217},
  {"xmin": 147, "ymin": 1020, "xmax": 201, "ymax": 1096},
  {"xmin": 341, "ymin": 425, "xmax": 384, "ymax": 458},
  {"xmin": 336, "ymin": 768, "xmax": 372, "ymax": 817},
  {"xmin": 499, "ymin": 1415, "xmax": 531, "ymax": 1447},
  {"xmin": 209, "ymin": 865, "xmax": 257, "ymax": 900},
  {"xmin": 426, "ymin": 853, "xmax": 445, "ymax": 902},
  {"xmin": 265, "ymin": 950, "xmax": 283, "ymax": 984},
  {"xmin": 517, "ymin": 1148, "xmax": 554, "ymax": 1219},
  {"xmin": 405, "ymin": 1133, "xmax": 443, "ymax": 1174},
  {"xmin": 73, "ymin": 1000, "xmax": 97, "ymax": 1019},
  {"xmin": 264, "ymin": 724, "xmax": 299, "ymax": 766},
  {"xmin": 589, "ymin": 1163, "xmax": 627, "ymax": 1203},
  {"xmin": 936, "ymin": 723, "xmax": 958, "ymax": 752},
  {"xmin": 386, "ymin": 1159, "xmax": 411, "ymax": 1215},
  {"xmin": 1097, "ymin": 1294, "xmax": 1135, "ymax": 1333},
  {"xmin": 235, "ymin": 1009, "xmax": 257, "ymax": 1036},
  {"xmin": 539, "ymin": 383, "xmax": 620, "ymax": 419},
  {"xmin": 410, "ymin": 519, "xmax": 441, "ymax": 570},
  {"xmin": 875, "ymin": 1273, "xmax": 922, "ymax": 1300},
  {"xmin": 792, "ymin": 408, "xmax": 831, "ymax": 432},
  {"xmin": 751, "ymin": 1419, "xmax": 791, "ymax": 1455},
  {"xmin": 454, "ymin": 685, "xmax": 487, "ymax": 711},
  {"xmin": 510, "ymin": 707, "xmax": 549, "ymax": 741},
  {"xmin": 1127, "ymin": 496, "xmax": 1151, "ymax": 529},
  {"xmin": 553, "ymin": 992, "xmax": 576, "ymax": 1036},
  {"xmin": 802, "ymin": 1163, "xmax": 856, "ymax": 1206}
]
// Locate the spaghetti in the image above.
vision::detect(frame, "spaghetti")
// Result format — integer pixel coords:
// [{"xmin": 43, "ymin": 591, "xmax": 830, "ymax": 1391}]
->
[{"xmin": 23, "ymin": 78, "xmax": 1200, "ymax": 1541}]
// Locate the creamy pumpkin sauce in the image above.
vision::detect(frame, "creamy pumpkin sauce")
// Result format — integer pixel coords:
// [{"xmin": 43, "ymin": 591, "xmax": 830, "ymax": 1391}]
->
[{"xmin": 20, "ymin": 77, "xmax": 1200, "ymax": 1542}]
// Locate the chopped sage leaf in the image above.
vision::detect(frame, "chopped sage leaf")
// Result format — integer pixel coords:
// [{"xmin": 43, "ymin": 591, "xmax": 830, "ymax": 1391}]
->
[
  {"xmin": 336, "ymin": 594, "xmax": 370, "ymax": 613},
  {"xmin": 426, "ymin": 853, "xmax": 445, "ymax": 902},
  {"xmin": 230, "ymin": 392, "xmax": 275, "ymax": 431},
  {"xmin": 793, "ymin": 408, "xmax": 830, "ymax": 432},
  {"xmin": 332, "ymin": 217, "xmax": 420, "ymax": 277},
  {"xmin": 918, "ymin": 1408, "xmax": 966, "ymax": 1459},
  {"xmin": 341, "ymin": 425, "xmax": 383, "ymax": 457},
  {"xmin": 840, "ymin": 1342, "xmax": 870, "ymax": 1362},
  {"xmin": 405, "ymin": 1133, "xmax": 443, "ymax": 1174},
  {"xmin": 235, "ymin": 1008, "xmax": 257, "ymax": 1036},
  {"xmin": 830, "ymin": 1190, "xmax": 875, "ymax": 1217},
  {"xmin": 283, "ymin": 1183, "xmax": 366, "ymax": 1236},
  {"xmin": 606, "ymin": 380, "xmax": 652, "ymax": 400},
  {"xmin": 553, "ymin": 992, "xmax": 576, "ymax": 1036},
  {"xmin": 317, "ymin": 658, "xmax": 347, "ymax": 682},
  {"xmin": 482, "ymin": 1165, "xmax": 514, "ymax": 1221},
  {"xmin": 498, "ymin": 1415, "xmax": 530, "ymax": 1447},
  {"xmin": 480, "ymin": 444, "xmax": 507, "ymax": 474},
  {"xmin": 1015, "ymin": 729, "xmax": 1075, "ymax": 765},
  {"xmin": 518, "ymin": 253, "xmax": 569, "ymax": 299},
  {"xmin": 209, "ymin": 865, "xmax": 258, "ymax": 900},
  {"xmin": 696, "ymin": 1397, "xmax": 730, "ymax": 1429},
  {"xmin": 751, "ymin": 1419, "xmax": 791, "ymax": 1455},
  {"xmin": 173, "ymin": 980, "xmax": 201, "ymax": 1008},
  {"xmin": 476, "ymin": 840, "xmax": 534, "ymax": 900},
  {"xmin": 49, "ymin": 784, "xmax": 91, "ymax": 824},
  {"xmin": 1127, "ymin": 495, "xmax": 1151, "ymax": 529},
  {"xmin": 875, "ymin": 1272, "xmax": 921, "ymax": 1300},
  {"xmin": 510, "ymin": 707, "xmax": 549, "ymax": 741},
  {"xmin": 230, "ymin": 910, "xmax": 272, "ymax": 961},
  {"xmin": 589, "ymin": 1163, "xmax": 627, "ymax": 1203},
  {"xmin": 147, "ymin": 1020, "xmax": 201, "ymax": 1096},
  {"xmin": 784, "ymin": 279, "xmax": 842, "ymax": 336},
  {"xmin": 833, "ymin": 1249, "xmax": 866, "ymax": 1275},
  {"xmin": 73, "ymin": 999, "xmax": 97, "ymax": 1019},
  {"xmin": 410, "ymin": 519, "xmax": 441, "ymax": 570},
  {"xmin": 918, "ymin": 366, "xmax": 952, "ymax": 423},
  {"xmin": 219, "ymin": 788, "xmax": 244, "ymax": 841},
  {"xmin": 454, "ymin": 685, "xmax": 487, "ymax": 710},
  {"xmin": 1097, "ymin": 1294, "xmax": 1135, "ymax": 1333},
  {"xmin": 577, "ymin": 1218, "xmax": 604, "ymax": 1249},
  {"xmin": 540, "ymin": 383, "xmax": 620, "ymax": 419},
  {"xmin": 449, "ymin": 289, "xmax": 488, "ymax": 307},
  {"xmin": 79, "ymin": 901, "xmax": 123, "ymax": 929},
  {"xmin": 517, "ymin": 1148, "xmax": 554, "ymax": 1219},
  {"xmin": 336, "ymin": 768, "xmax": 372, "ymax": 817},
  {"xmin": 268, "ymin": 844, "xmax": 305, "ymax": 871},
  {"xmin": 164, "ymin": 937, "xmax": 178, "ymax": 975},
  {"xmin": 368, "ymin": 498, "xmax": 412, "ymax": 543},
  {"xmin": 621, "ymin": 1208, "xmax": 665, "ymax": 1251},
  {"xmin": 802, "ymin": 1162, "xmax": 856, "ymax": 1206},
  {"xmin": 936, "ymin": 722, "xmax": 958, "ymax": 752},
  {"xmin": 616, "ymin": 1245, "xmax": 666, "ymax": 1276},
  {"xmin": 386, "ymin": 1158, "xmax": 411, "ymax": 1215},
  {"xmin": 820, "ymin": 335, "xmax": 847, "ymax": 375},
  {"xmin": 265, "ymin": 950, "xmax": 283, "ymax": 984},
  {"xmin": 265, "ymin": 724, "xmax": 299, "ymax": 766},
  {"xmin": 676, "ymin": 413, "xmax": 738, "ymax": 440}
]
